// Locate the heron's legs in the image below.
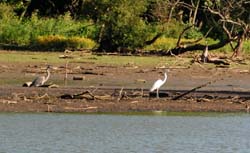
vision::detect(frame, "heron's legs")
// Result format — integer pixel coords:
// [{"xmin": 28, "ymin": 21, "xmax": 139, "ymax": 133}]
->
[{"xmin": 157, "ymin": 89, "xmax": 159, "ymax": 98}]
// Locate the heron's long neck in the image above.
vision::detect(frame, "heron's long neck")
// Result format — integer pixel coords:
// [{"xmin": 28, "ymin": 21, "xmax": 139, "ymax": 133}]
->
[
  {"xmin": 163, "ymin": 73, "xmax": 167, "ymax": 83},
  {"xmin": 204, "ymin": 46, "xmax": 208, "ymax": 56},
  {"xmin": 45, "ymin": 69, "xmax": 50, "ymax": 82}
]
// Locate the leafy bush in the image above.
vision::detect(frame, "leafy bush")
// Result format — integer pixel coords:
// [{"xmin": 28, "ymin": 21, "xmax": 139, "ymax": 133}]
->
[
  {"xmin": 96, "ymin": 0, "xmax": 152, "ymax": 51},
  {"xmin": 184, "ymin": 27, "xmax": 203, "ymax": 39},
  {"xmin": 153, "ymin": 22, "xmax": 203, "ymax": 40},
  {"xmin": 243, "ymin": 40, "xmax": 250, "ymax": 53},
  {"xmin": 32, "ymin": 35, "xmax": 96, "ymax": 51},
  {"xmin": 160, "ymin": 21, "xmax": 185, "ymax": 39},
  {"xmin": 0, "ymin": 3, "xmax": 15, "ymax": 19},
  {"xmin": 0, "ymin": 4, "xmax": 27, "ymax": 44},
  {"xmin": 28, "ymin": 12, "xmax": 85, "ymax": 40},
  {"xmin": 0, "ymin": 3, "xmax": 97, "ymax": 49}
]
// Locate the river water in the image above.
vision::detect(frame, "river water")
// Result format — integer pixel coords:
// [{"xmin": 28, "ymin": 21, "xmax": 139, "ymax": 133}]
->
[{"xmin": 0, "ymin": 113, "xmax": 250, "ymax": 153}]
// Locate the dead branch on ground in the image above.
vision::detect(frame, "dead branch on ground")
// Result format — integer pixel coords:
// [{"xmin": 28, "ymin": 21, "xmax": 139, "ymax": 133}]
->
[{"xmin": 172, "ymin": 77, "xmax": 225, "ymax": 100}]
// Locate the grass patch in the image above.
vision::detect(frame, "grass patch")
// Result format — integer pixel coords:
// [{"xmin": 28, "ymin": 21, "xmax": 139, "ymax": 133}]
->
[
  {"xmin": 0, "ymin": 51, "xmax": 62, "ymax": 63},
  {"xmin": 0, "ymin": 51, "xmax": 191, "ymax": 67},
  {"xmin": 1, "ymin": 50, "xmax": 249, "ymax": 69}
]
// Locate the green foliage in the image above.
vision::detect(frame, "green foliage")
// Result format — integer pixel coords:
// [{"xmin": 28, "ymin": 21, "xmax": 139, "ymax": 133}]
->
[
  {"xmin": 157, "ymin": 21, "xmax": 184, "ymax": 39},
  {"xmin": 184, "ymin": 27, "xmax": 203, "ymax": 39},
  {"xmin": 153, "ymin": 22, "xmax": 203, "ymax": 40},
  {"xmin": 0, "ymin": 3, "xmax": 97, "ymax": 50},
  {"xmin": 0, "ymin": 0, "xmax": 24, "ymax": 4},
  {"xmin": 96, "ymin": 0, "xmax": 152, "ymax": 51},
  {"xmin": 0, "ymin": 3, "xmax": 15, "ymax": 19},
  {"xmin": 243, "ymin": 40, "xmax": 250, "ymax": 53},
  {"xmin": 28, "ymin": 12, "xmax": 84, "ymax": 40},
  {"xmin": 0, "ymin": 1, "xmax": 249, "ymax": 54},
  {"xmin": 0, "ymin": 4, "xmax": 29, "ymax": 44}
]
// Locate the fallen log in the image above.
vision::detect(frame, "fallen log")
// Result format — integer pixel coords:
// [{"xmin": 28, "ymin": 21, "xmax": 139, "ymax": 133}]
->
[
  {"xmin": 207, "ymin": 57, "xmax": 230, "ymax": 65},
  {"xmin": 149, "ymin": 92, "xmax": 170, "ymax": 98},
  {"xmin": 172, "ymin": 77, "xmax": 225, "ymax": 100}
]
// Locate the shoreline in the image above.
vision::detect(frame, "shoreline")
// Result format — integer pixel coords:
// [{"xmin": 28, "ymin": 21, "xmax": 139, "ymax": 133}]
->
[
  {"xmin": 0, "ymin": 87, "xmax": 249, "ymax": 113},
  {"xmin": 0, "ymin": 100, "xmax": 248, "ymax": 113}
]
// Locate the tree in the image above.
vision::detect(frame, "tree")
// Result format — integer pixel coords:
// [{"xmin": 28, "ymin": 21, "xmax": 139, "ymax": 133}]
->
[
  {"xmin": 25, "ymin": 0, "xmax": 83, "ymax": 18},
  {"xmin": 156, "ymin": 0, "xmax": 250, "ymax": 56},
  {"xmin": 205, "ymin": 0, "xmax": 250, "ymax": 57},
  {"xmin": 88, "ymin": 0, "xmax": 151, "ymax": 52}
]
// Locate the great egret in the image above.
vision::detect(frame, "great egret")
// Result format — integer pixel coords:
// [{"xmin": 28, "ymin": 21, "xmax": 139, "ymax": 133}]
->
[
  {"xmin": 150, "ymin": 71, "xmax": 168, "ymax": 98},
  {"xmin": 30, "ymin": 65, "xmax": 51, "ymax": 87}
]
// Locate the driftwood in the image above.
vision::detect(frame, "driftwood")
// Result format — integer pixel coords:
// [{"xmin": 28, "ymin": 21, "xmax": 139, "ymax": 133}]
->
[
  {"xmin": 82, "ymin": 71, "xmax": 103, "ymax": 75},
  {"xmin": 40, "ymin": 84, "xmax": 59, "ymax": 88},
  {"xmin": 58, "ymin": 54, "xmax": 74, "ymax": 59},
  {"xmin": 73, "ymin": 76, "xmax": 85, "ymax": 80},
  {"xmin": 60, "ymin": 92, "xmax": 94, "ymax": 100},
  {"xmin": 22, "ymin": 82, "xmax": 59, "ymax": 88},
  {"xmin": 196, "ymin": 49, "xmax": 230, "ymax": 65},
  {"xmin": 72, "ymin": 90, "xmax": 95, "ymax": 100},
  {"xmin": 35, "ymin": 93, "xmax": 50, "ymax": 99},
  {"xmin": 117, "ymin": 87, "xmax": 127, "ymax": 102},
  {"xmin": 206, "ymin": 57, "xmax": 230, "ymax": 65},
  {"xmin": 172, "ymin": 78, "xmax": 224, "ymax": 100},
  {"xmin": 0, "ymin": 99, "xmax": 17, "ymax": 104},
  {"xmin": 60, "ymin": 90, "xmax": 112, "ymax": 100}
]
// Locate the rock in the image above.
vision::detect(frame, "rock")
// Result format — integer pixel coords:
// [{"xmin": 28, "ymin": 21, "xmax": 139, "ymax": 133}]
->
[
  {"xmin": 22, "ymin": 82, "xmax": 32, "ymax": 87},
  {"xmin": 73, "ymin": 76, "xmax": 85, "ymax": 80}
]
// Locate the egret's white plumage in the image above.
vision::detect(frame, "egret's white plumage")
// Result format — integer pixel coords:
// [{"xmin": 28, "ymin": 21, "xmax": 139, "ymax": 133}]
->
[
  {"xmin": 30, "ymin": 65, "xmax": 51, "ymax": 87},
  {"xmin": 150, "ymin": 72, "xmax": 168, "ymax": 98}
]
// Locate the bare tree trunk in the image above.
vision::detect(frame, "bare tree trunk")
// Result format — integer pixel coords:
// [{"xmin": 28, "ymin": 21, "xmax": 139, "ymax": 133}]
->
[
  {"xmin": 161, "ymin": 39, "xmax": 231, "ymax": 56},
  {"xmin": 167, "ymin": 0, "xmax": 180, "ymax": 22},
  {"xmin": 167, "ymin": 7, "xmax": 174, "ymax": 22},
  {"xmin": 189, "ymin": 10, "xmax": 193, "ymax": 24},
  {"xmin": 192, "ymin": 0, "xmax": 200, "ymax": 25},
  {"xmin": 232, "ymin": 34, "xmax": 245, "ymax": 58}
]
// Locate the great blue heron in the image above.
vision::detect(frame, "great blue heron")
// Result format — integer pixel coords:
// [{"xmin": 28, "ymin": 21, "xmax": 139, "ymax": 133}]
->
[
  {"xmin": 30, "ymin": 65, "xmax": 51, "ymax": 87},
  {"xmin": 201, "ymin": 41, "xmax": 209, "ymax": 63},
  {"xmin": 150, "ymin": 71, "xmax": 168, "ymax": 98}
]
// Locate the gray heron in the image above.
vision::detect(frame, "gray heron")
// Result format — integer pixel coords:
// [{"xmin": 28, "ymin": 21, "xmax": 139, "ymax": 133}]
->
[{"xmin": 30, "ymin": 65, "xmax": 51, "ymax": 87}]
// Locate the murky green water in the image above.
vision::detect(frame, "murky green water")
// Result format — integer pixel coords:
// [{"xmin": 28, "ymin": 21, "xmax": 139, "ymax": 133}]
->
[{"xmin": 0, "ymin": 113, "xmax": 250, "ymax": 153}]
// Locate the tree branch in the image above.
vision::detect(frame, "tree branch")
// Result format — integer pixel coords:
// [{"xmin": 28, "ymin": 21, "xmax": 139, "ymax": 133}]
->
[
  {"xmin": 144, "ymin": 33, "xmax": 163, "ymax": 46},
  {"xmin": 161, "ymin": 39, "xmax": 232, "ymax": 56},
  {"xmin": 176, "ymin": 25, "xmax": 193, "ymax": 47}
]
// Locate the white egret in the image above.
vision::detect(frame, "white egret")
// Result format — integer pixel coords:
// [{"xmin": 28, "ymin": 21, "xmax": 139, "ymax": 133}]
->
[
  {"xmin": 150, "ymin": 71, "xmax": 168, "ymax": 98},
  {"xmin": 30, "ymin": 65, "xmax": 51, "ymax": 87}
]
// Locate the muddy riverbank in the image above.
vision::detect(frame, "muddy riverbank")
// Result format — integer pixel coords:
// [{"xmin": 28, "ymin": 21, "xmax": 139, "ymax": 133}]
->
[{"xmin": 1, "ymin": 51, "xmax": 250, "ymax": 113}]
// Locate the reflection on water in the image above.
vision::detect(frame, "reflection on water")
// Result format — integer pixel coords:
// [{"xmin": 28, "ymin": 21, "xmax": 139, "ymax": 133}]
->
[{"xmin": 0, "ymin": 113, "xmax": 250, "ymax": 153}]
